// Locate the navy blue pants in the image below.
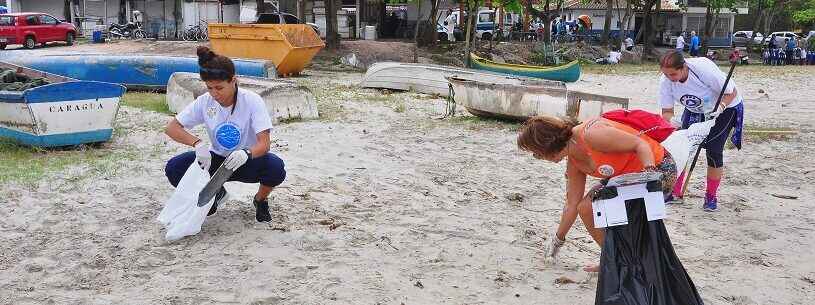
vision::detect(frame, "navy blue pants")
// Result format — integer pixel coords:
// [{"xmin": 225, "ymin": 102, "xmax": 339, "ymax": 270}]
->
[
  {"xmin": 165, "ymin": 151, "xmax": 286, "ymax": 188},
  {"xmin": 681, "ymin": 106, "xmax": 741, "ymax": 168}
]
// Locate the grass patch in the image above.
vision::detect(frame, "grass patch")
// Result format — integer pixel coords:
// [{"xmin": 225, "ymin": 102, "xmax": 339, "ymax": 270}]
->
[
  {"xmin": 742, "ymin": 125, "xmax": 797, "ymax": 143},
  {"xmin": 121, "ymin": 92, "xmax": 171, "ymax": 114},
  {"xmin": 0, "ymin": 139, "xmax": 140, "ymax": 186},
  {"xmin": 447, "ymin": 115, "xmax": 521, "ymax": 131},
  {"xmin": 278, "ymin": 117, "xmax": 306, "ymax": 124},
  {"xmin": 393, "ymin": 103, "xmax": 406, "ymax": 113},
  {"xmin": 582, "ymin": 63, "xmax": 661, "ymax": 75}
]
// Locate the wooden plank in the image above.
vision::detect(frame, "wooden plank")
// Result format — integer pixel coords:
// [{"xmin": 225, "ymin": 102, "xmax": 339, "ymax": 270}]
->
[{"xmin": 567, "ymin": 90, "xmax": 630, "ymax": 107}]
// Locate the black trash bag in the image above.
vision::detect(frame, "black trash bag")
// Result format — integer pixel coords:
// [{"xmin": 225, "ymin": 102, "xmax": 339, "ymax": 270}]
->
[{"xmin": 595, "ymin": 196, "xmax": 704, "ymax": 305}]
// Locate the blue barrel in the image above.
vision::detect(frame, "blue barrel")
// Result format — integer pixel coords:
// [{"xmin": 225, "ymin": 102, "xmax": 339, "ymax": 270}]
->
[{"xmin": 92, "ymin": 30, "xmax": 104, "ymax": 43}]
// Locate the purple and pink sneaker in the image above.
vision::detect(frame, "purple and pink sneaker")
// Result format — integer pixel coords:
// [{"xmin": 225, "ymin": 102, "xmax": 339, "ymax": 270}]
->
[{"xmin": 703, "ymin": 194, "xmax": 718, "ymax": 212}]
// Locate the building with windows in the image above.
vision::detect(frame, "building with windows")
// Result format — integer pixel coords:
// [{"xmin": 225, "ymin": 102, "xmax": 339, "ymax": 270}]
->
[{"xmin": 562, "ymin": 0, "xmax": 748, "ymax": 46}]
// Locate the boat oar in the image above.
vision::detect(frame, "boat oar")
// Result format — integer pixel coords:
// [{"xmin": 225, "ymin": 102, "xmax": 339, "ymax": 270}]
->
[{"xmin": 680, "ymin": 59, "xmax": 738, "ymax": 197}]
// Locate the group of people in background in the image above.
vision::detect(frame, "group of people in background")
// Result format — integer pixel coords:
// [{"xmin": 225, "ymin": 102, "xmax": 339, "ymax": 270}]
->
[
  {"xmin": 763, "ymin": 34, "xmax": 815, "ymax": 65},
  {"xmin": 675, "ymin": 31, "xmax": 702, "ymax": 57}
]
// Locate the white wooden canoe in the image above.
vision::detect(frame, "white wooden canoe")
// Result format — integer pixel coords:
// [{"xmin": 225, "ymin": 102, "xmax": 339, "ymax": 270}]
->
[
  {"xmin": 447, "ymin": 75, "xmax": 629, "ymax": 121},
  {"xmin": 166, "ymin": 72, "xmax": 319, "ymax": 123},
  {"xmin": 360, "ymin": 61, "xmax": 563, "ymax": 97},
  {"xmin": 0, "ymin": 61, "xmax": 126, "ymax": 147}
]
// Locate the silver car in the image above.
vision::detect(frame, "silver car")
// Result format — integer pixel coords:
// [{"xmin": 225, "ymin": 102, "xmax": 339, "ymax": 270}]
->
[
  {"xmin": 763, "ymin": 31, "xmax": 799, "ymax": 46},
  {"xmin": 732, "ymin": 31, "xmax": 763, "ymax": 47}
]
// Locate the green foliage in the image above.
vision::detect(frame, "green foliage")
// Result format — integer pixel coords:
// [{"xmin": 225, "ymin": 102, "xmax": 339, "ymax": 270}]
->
[
  {"xmin": 121, "ymin": 92, "xmax": 172, "ymax": 114},
  {"xmin": 705, "ymin": 0, "xmax": 742, "ymax": 13},
  {"xmin": 492, "ymin": 0, "xmax": 524, "ymax": 13},
  {"xmin": 0, "ymin": 139, "xmax": 138, "ymax": 185},
  {"xmin": 792, "ymin": 0, "xmax": 815, "ymax": 25}
]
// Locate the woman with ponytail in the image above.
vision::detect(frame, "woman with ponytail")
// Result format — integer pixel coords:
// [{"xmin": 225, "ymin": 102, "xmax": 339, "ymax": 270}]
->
[
  {"xmin": 517, "ymin": 115, "xmax": 676, "ymax": 272},
  {"xmin": 164, "ymin": 46, "xmax": 286, "ymax": 222}
]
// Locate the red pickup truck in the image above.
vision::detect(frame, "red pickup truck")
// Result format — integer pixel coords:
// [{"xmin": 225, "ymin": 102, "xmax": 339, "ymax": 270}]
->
[{"xmin": 0, "ymin": 13, "xmax": 77, "ymax": 49}]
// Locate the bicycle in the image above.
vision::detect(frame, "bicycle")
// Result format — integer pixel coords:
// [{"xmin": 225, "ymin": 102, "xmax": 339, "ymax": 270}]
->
[{"xmin": 181, "ymin": 20, "xmax": 208, "ymax": 41}]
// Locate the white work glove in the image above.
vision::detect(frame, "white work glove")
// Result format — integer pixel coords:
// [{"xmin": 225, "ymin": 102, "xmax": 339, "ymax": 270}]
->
[
  {"xmin": 686, "ymin": 119, "xmax": 716, "ymax": 146},
  {"xmin": 669, "ymin": 116, "xmax": 682, "ymax": 129},
  {"xmin": 194, "ymin": 141, "xmax": 211, "ymax": 170},
  {"xmin": 223, "ymin": 149, "xmax": 250, "ymax": 170},
  {"xmin": 543, "ymin": 233, "xmax": 566, "ymax": 264},
  {"xmin": 706, "ymin": 108, "xmax": 724, "ymax": 120}
]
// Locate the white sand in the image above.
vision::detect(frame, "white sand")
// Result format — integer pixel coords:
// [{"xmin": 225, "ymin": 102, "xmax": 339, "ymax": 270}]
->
[{"xmin": 1, "ymin": 43, "xmax": 814, "ymax": 304}]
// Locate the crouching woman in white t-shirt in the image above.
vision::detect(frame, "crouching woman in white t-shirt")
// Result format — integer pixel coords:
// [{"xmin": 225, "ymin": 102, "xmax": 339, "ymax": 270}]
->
[
  {"xmin": 658, "ymin": 51, "xmax": 744, "ymax": 212},
  {"xmin": 163, "ymin": 46, "xmax": 286, "ymax": 222}
]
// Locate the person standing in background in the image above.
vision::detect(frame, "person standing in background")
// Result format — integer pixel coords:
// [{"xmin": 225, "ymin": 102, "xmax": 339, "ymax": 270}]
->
[
  {"xmin": 690, "ymin": 31, "xmax": 700, "ymax": 57},
  {"xmin": 676, "ymin": 32, "xmax": 686, "ymax": 54},
  {"xmin": 786, "ymin": 38, "xmax": 796, "ymax": 65}
]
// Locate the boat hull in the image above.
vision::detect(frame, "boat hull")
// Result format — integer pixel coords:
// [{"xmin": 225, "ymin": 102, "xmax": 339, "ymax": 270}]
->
[
  {"xmin": 360, "ymin": 62, "xmax": 563, "ymax": 97},
  {"xmin": 448, "ymin": 75, "xmax": 628, "ymax": 121},
  {"xmin": 167, "ymin": 72, "xmax": 319, "ymax": 123},
  {"xmin": 0, "ymin": 81, "xmax": 125, "ymax": 147},
  {"xmin": 0, "ymin": 54, "xmax": 274, "ymax": 90},
  {"xmin": 470, "ymin": 53, "xmax": 581, "ymax": 83}
]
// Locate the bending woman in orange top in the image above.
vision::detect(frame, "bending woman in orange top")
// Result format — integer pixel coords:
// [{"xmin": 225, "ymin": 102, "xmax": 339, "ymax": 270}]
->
[{"xmin": 517, "ymin": 115, "xmax": 677, "ymax": 272}]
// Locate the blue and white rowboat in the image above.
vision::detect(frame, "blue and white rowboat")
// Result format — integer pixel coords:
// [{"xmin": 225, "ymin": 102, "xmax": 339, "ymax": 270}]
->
[{"xmin": 0, "ymin": 62, "xmax": 126, "ymax": 147}]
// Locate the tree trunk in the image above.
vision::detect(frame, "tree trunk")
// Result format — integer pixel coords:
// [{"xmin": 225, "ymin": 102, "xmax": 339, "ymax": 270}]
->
[
  {"xmin": 416, "ymin": 0, "xmax": 439, "ymax": 47},
  {"xmin": 428, "ymin": 0, "xmax": 440, "ymax": 43},
  {"xmin": 746, "ymin": 0, "xmax": 765, "ymax": 52},
  {"xmin": 297, "ymin": 0, "xmax": 306, "ymax": 21},
  {"xmin": 490, "ymin": 7, "xmax": 497, "ymax": 51},
  {"xmin": 413, "ymin": 0, "xmax": 423, "ymax": 47},
  {"xmin": 326, "ymin": 0, "xmax": 340, "ymax": 49},
  {"xmin": 464, "ymin": 3, "xmax": 476, "ymax": 68},
  {"xmin": 701, "ymin": 3, "xmax": 714, "ymax": 55},
  {"xmin": 640, "ymin": 0, "xmax": 657, "ymax": 59},
  {"xmin": 619, "ymin": 0, "xmax": 632, "ymax": 50},
  {"xmin": 602, "ymin": 0, "xmax": 613, "ymax": 44}
]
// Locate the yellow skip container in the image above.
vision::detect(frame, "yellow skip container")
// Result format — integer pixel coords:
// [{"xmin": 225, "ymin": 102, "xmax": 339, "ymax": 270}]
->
[{"xmin": 208, "ymin": 23, "xmax": 325, "ymax": 77}]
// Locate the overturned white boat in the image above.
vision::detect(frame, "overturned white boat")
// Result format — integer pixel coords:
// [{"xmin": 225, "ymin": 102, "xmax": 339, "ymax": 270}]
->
[
  {"xmin": 0, "ymin": 61, "xmax": 126, "ymax": 147},
  {"xmin": 360, "ymin": 62, "xmax": 561, "ymax": 97},
  {"xmin": 166, "ymin": 72, "xmax": 319, "ymax": 123},
  {"xmin": 447, "ymin": 75, "xmax": 629, "ymax": 121}
]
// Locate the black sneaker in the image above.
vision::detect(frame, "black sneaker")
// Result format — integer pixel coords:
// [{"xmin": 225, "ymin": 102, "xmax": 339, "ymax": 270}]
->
[
  {"xmin": 253, "ymin": 198, "xmax": 272, "ymax": 222},
  {"xmin": 208, "ymin": 188, "xmax": 228, "ymax": 216}
]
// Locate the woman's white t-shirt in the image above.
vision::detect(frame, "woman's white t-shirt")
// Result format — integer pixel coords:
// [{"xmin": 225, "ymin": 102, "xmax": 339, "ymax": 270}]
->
[
  {"xmin": 176, "ymin": 88, "xmax": 273, "ymax": 157},
  {"xmin": 658, "ymin": 57, "xmax": 743, "ymax": 114}
]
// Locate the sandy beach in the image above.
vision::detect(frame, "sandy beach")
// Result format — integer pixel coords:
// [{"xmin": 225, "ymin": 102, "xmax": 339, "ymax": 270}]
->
[{"xmin": 1, "ymin": 41, "xmax": 814, "ymax": 305}]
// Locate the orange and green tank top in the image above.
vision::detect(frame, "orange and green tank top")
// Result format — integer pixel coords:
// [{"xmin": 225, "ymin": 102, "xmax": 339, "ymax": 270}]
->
[{"xmin": 573, "ymin": 118, "xmax": 665, "ymax": 178}]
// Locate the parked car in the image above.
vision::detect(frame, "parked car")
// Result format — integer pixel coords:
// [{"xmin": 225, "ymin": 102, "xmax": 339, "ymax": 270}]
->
[
  {"xmin": 805, "ymin": 30, "xmax": 815, "ymax": 44},
  {"xmin": 0, "ymin": 12, "xmax": 77, "ymax": 49},
  {"xmin": 732, "ymin": 30, "xmax": 763, "ymax": 46},
  {"xmin": 763, "ymin": 31, "xmax": 799, "ymax": 46},
  {"xmin": 254, "ymin": 12, "xmax": 320, "ymax": 36}
]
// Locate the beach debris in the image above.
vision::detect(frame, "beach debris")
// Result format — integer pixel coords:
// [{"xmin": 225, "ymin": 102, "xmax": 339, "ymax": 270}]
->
[
  {"xmin": 770, "ymin": 193, "xmax": 798, "ymax": 200},
  {"xmin": 506, "ymin": 193, "xmax": 525, "ymax": 202},
  {"xmin": 414, "ymin": 280, "xmax": 424, "ymax": 289},
  {"xmin": 721, "ymin": 295, "xmax": 758, "ymax": 305},
  {"xmin": 378, "ymin": 236, "xmax": 399, "ymax": 251},
  {"xmin": 494, "ymin": 270, "xmax": 509, "ymax": 283},
  {"xmin": 554, "ymin": 276, "xmax": 577, "ymax": 285}
]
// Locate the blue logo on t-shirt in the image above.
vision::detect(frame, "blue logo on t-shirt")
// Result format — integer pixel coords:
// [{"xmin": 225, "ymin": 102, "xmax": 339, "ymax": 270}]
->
[
  {"xmin": 215, "ymin": 122, "xmax": 241, "ymax": 150},
  {"xmin": 679, "ymin": 94, "xmax": 704, "ymax": 113}
]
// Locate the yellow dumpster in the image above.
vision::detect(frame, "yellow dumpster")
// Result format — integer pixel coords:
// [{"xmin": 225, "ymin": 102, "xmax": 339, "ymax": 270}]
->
[{"xmin": 208, "ymin": 23, "xmax": 325, "ymax": 77}]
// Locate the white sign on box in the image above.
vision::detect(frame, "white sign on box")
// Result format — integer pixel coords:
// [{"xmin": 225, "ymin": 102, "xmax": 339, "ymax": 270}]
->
[{"xmin": 592, "ymin": 175, "xmax": 666, "ymax": 228}]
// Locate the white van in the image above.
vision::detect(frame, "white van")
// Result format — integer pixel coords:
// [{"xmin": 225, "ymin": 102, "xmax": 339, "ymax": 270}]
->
[{"xmin": 443, "ymin": 8, "xmax": 520, "ymax": 40}]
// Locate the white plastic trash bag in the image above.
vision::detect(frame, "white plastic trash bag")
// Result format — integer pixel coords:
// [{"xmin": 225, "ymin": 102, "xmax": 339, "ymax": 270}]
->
[
  {"xmin": 661, "ymin": 119, "xmax": 716, "ymax": 174},
  {"xmin": 158, "ymin": 164, "xmax": 215, "ymax": 241}
]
